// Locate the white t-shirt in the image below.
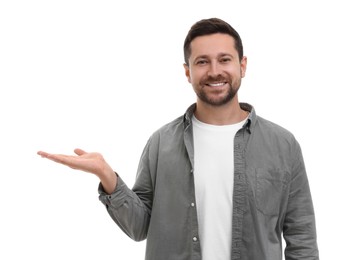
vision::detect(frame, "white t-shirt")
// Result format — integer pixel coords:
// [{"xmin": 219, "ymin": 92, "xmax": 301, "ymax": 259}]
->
[{"xmin": 192, "ymin": 115, "xmax": 246, "ymax": 260}]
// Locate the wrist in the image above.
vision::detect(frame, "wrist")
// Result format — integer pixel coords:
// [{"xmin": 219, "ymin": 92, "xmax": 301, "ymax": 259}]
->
[{"xmin": 98, "ymin": 166, "xmax": 118, "ymax": 194}]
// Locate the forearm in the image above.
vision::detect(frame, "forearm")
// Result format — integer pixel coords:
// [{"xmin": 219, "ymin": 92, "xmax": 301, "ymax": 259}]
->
[
  {"xmin": 284, "ymin": 211, "xmax": 319, "ymax": 260},
  {"xmin": 98, "ymin": 137, "xmax": 155, "ymax": 241},
  {"xmin": 98, "ymin": 176, "xmax": 151, "ymax": 241},
  {"xmin": 283, "ymin": 142, "xmax": 319, "ymax": 259}
]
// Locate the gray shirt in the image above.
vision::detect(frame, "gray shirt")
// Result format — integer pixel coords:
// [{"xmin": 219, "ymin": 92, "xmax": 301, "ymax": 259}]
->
[{"xmin": 98, "ymin": 103, "xmax": 319, "ymax": 260}]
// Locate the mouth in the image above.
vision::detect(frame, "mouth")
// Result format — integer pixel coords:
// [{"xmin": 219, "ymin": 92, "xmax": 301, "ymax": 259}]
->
[{"xmin": 206, "ymin": 82, "xmax": 227, "ymax": 87}]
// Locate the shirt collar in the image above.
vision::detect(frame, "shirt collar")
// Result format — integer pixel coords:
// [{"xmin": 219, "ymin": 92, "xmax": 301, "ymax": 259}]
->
[{"xmin": 183, "ymin": 102, "xmax": 256, "ymax": 133}]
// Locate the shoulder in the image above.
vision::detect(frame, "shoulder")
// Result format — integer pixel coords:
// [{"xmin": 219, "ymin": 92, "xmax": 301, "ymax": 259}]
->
[
  {"xmin": 152, "ymin": 115, "xmax": 184, "ymax": 137},
  {"xmin": 150, "ymin": 104, "xmax": 196, "ymax": 139},
  {"xmin": 256, "ymin": 116, "xmax": 293, "ymax": 136},
  {"xmin": 253, "ymin": 115, "xmax": 299, "ymax": 147},
  {"xmin": 142, "ymin": 115, "xmax": 185, "ymax": 151}
]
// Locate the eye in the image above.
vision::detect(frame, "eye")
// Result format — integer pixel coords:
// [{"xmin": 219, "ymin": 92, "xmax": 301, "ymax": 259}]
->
[
  {"xmin": 195, "ymin": 59, "xmax": 208, "ymax": 65},
  {"xmin": 220, "ymin": 57, "xmax": 232, "ymax": 63}
]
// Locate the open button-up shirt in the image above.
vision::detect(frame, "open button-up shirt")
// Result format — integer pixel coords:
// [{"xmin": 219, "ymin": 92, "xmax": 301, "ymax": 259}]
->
[{"xmin": 99, "ymin": 103, "xmax": 319, "ymax": 260}]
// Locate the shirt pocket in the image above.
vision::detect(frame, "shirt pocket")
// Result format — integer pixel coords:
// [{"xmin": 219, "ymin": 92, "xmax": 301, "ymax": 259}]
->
[{"xmin": 255, "ymin": 168, "xmax": 289, "ymax": 216}]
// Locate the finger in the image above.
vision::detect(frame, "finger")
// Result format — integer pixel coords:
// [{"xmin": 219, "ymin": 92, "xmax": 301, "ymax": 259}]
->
[
  {"xmin": 44, "ymin": 153, "xmax": 70, "ymax": 164},
  {"xmin": 38, "ymin": 151, "xmax": 82, "ymax": 170},
  {"xmin": 37, "ymin": 151, "xmax": 50, "ymax": 158},
  {"xmin": 74, "ymin": 148, "xmax": 87, "ymax": 156},
  {"xmin": 38, "ymin": 151, "xmax": 71, "ymax": 162}
]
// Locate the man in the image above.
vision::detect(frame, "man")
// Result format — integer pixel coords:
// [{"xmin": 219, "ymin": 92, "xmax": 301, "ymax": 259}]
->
[{"xmin": 38, "ymin": 18, "xmax": 319, "ymax": 260}]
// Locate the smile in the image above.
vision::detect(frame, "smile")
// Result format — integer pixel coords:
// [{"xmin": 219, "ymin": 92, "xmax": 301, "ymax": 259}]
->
[{"xmin": 206, "ymin": 82, "xmax": 226, "ymax": 87}]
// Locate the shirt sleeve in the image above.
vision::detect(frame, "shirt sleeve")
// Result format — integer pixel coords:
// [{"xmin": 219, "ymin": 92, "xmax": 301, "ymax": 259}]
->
[
  {"xmin": 283, "ymin": 140, "xmax": 319, "ymax": 260},
  {"xmin": 98, "ymin": 136, "xmax": 154, "ymax": 242}
]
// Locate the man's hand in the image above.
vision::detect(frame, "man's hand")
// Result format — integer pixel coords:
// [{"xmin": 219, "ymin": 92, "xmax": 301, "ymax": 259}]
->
[{"xmin": 37, "ymin": 148, "xmax": 117, "ymax": 194}]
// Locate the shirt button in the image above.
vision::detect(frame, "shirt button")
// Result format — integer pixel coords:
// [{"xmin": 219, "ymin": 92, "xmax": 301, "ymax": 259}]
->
[
  {"xmin": 191, "ymin": 203, "xmax": 195, "ymax": 207},
  {"xmin": 193, "ymin": 237, "xmax": 198, "ymax": 242}
]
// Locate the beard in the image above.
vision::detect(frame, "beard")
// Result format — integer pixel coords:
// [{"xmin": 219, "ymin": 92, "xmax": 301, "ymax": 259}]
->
[{"xmin": 196, "ymin": 76, "xmax": 241, "ymax": 106}]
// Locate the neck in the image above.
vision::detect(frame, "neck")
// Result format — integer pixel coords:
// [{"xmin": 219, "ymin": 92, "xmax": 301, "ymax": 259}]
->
[{"xmin": 194, "ymin": 97, "xmax": 248, "ymax": 125}]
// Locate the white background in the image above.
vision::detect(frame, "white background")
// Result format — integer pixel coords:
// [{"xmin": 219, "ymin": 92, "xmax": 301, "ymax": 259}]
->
[{"xmin": 1, "ymin": 0, "xmax": 350, "ymax": 259}]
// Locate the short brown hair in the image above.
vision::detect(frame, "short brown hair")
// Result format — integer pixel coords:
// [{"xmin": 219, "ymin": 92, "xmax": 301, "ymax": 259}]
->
[{"xmin": 183, "ymin": 18, "xmax": 244, "ymax": 65}]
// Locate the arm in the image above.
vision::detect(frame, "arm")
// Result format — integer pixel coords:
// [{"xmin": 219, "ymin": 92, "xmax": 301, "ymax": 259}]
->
[
  {"xmin": 98, "ymin": 139, "xmax": 154, "ymax": 241},
  {"xmin": 38, "ymin": 145, "xmax": 153, "ymax": 241},
  {"xmin": 283, "ymin": 142, "xmax": 319, "ymax": 260}
]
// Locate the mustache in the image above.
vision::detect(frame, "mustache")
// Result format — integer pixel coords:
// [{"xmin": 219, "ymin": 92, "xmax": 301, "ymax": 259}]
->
[{"xmin": 200, "ymin": 75, "xmax": 229, "ymax": 85}]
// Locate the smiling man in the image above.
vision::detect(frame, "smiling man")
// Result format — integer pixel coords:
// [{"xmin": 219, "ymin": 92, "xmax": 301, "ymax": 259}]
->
[{"xmin": 38, "ymin": 18, "xmax": 319, "ymax": 260}]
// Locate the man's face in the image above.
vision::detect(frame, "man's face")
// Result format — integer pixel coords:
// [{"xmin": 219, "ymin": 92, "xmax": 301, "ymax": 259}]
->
[{"xmin": 184, "ymin": 33, "xmax": 247, "ymax": 107}]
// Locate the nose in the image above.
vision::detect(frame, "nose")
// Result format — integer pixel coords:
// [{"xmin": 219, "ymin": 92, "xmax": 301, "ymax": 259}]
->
[{"xmin": 207, "ymin": 61, "xmax": 221, "ymax": 77}]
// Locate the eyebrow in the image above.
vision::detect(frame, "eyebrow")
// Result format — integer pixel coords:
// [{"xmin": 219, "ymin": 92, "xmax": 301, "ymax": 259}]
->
[{"xmin": 194, "ymin": 53, "xmax": 235, "ymax": 61}]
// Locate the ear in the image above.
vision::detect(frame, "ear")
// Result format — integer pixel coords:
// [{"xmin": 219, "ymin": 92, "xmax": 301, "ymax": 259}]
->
[
  {"xmin": 240, "ymin": 56, "xmax": 248, "ymax": 78},
  {"xmin": 183, "ymin": 63, "xmax": 191, "ymax": 83}
]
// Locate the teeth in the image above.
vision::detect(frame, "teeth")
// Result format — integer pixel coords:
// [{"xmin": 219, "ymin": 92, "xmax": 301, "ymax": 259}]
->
[{"xmin": 208, "ymin": 82, "xmax": 225, "ymax": 87}]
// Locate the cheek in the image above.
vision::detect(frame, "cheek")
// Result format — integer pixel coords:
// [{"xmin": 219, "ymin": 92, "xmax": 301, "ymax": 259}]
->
[
  {"xmin": 229, "ymin": 68, "xmax": 242, "ymax": 79},
  {"xmin": 188, "ymin": 68, "xmax": 208, "ymax": 84},
  {"xmin": 187, "ymin": 71, "xmax": 198, "ymax": 84}
]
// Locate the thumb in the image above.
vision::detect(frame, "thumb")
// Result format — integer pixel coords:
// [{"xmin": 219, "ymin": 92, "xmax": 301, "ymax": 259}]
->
[{"xmin": 74, "ymin": 148, "xmax": 87, "ymax": 156}]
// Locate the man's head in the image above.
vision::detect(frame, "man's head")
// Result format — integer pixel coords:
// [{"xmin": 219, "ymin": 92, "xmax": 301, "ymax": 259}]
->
[
  {"xmin": 183, "ymin": 18, "xmax": 244, "ymax": 66},
  {"xmin": 183, "ymin": 18, "xmax": 247, "ymax": 108}
]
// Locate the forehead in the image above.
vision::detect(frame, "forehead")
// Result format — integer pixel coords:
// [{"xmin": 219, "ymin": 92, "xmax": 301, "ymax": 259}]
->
[{"xmin": 189, "ymin": 33, "xmax": 238, "ymax": 58}]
